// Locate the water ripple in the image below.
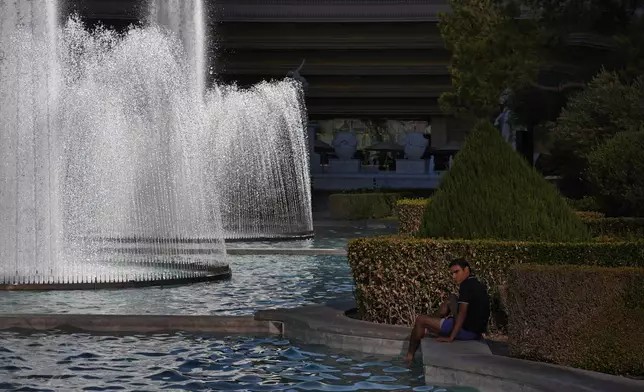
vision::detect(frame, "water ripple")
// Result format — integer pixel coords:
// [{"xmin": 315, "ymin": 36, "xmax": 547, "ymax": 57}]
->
[
  {"xmin": 0, "ymin": 255, "xmax": 355, "ymax": 315},
  {"xmin": 0, "ymin": 332, "xmax": 474, "ymax": 392}
]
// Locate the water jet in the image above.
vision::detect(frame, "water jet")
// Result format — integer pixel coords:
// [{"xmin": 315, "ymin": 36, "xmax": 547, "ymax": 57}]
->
[{"xmin": 0, "ymin": 0, "xmax": 312, "ymax": 290}]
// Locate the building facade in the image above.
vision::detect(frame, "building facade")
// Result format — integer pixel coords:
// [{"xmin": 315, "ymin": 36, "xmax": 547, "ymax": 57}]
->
[{"xmin": 76, "ymin": 0, "xmax": 464, "ymax": 190}]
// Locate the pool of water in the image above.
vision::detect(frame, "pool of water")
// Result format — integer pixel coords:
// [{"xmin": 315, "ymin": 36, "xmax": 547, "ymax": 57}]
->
[
  {"xmin": 0, "ymin": 332, "xmax": 477, "ymax": 392},
  {"xmin": 0, "ymin": 224, "xmax": 395, "ymax": 315},
  {"xmin": 0, "ymin": 254, "xmax": 354, "ymax": 315},
  {"xmin": 229, "ymin": 223, "xmax": 396, "ymax": 249}
]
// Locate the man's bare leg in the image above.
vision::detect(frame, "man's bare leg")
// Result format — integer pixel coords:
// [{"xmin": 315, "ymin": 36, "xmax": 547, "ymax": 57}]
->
[{"xmin": 404, "ymin": 315, "xmax": 442, "ymax": 363}]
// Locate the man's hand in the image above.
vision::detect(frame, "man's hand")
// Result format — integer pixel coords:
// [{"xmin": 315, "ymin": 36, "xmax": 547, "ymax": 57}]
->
[{"xmin": 436, "ymin": 336, "xmax": 454, "ymax": 343}]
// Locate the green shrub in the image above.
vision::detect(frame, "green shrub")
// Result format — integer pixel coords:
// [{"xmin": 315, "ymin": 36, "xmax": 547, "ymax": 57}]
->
[
  {"xmin": 549, "ymin": 71, "xmax": 644, "ymax": 197},
  {"xmin": 587, "ymin": 131, "xmax": 644, "ymax": 218},
  {"xmin": 400, "ymin": 206, "xmax": 643, "ymax": 240},
  {"xmin": 583, "ymin": 217, "xmax": 644, "ymax": 240},
  {"xmin": 328, "ymin": 193, "xmax": 404, "ymax": 220},
  {"xmin": 507, "ymin": 264, "xmax": 644, "ymax": 376},
  {"xmin": 566, "ymin": 196, "xmax": 601, "ymax": 212},
  {"xmin": 419, "ymin": 121, "xmax": 590, "ymax": 242},
  {"xmin": 396, "ymin": 198, "xmax": 429, "ymax": 235},
  {"xmin": 575, "ymin": 211, "xmax": 605, "ymax": 219},
  {"xmin": 347, "ymin": 236, "xmax": 644, "ymax": 327}
]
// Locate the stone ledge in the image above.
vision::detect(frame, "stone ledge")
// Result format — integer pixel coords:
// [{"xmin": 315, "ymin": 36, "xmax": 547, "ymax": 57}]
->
[
  {"xmin": 255, "ymin": 301, "xmax": 492, "ymax": 359},
  {"xmin": 422, "ymin": 339, "xmax": 492, "ymax": 362},
  {"xmin": 422, "ymin": 339, "xmax": 644, "ymax": 392},
  {"xmin": 0, "ymin": 314, "xmax": 282, "ymax": 335},
  {"xmin": 227, "ymin": 248, "xmax": 347, "ymax": 256},
  {"xmin": 3, "ymin": 303, "xmax": 642, "ymax": 392},
  {"xmin": 256, "ymin": 302, "xmax": 644, "ymax": 392},
  {"xmin": 255, "ymin": 301, "xmax": 411, "ymax": 356}
]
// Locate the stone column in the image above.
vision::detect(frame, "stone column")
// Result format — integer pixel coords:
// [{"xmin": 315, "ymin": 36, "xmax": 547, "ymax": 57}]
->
[
  {"xmin": 430, "ymin": 117, "xmax": 448, "ymax": 149},
  {"xmin": 308, "ymin": 123, "xmax": 321, "ymax": 172},
  {"xmin": 329, "ymin": 131, "xmax": 359, "ymax": 173},
  {"xmin": 397, "ymin": 132, "xmax": 428, "ymax": 174}
]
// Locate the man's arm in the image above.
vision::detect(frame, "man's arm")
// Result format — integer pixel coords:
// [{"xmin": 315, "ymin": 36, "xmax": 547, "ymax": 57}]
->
[
  {"xmin": 448, "ymin": 303, "xmax": 468, "ymax": 341},
  {"xmin": 438, "ymin": 280, "xmax": 473, "ymax": 342}
]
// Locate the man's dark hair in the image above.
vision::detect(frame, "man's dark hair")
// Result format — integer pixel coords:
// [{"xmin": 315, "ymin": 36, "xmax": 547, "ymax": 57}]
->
[{"xmin": 449, "ymin": 258, "xmax": 474, "ymax": 274}]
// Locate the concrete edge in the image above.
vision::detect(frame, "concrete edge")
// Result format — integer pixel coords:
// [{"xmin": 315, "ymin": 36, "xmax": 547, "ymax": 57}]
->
[
  {"xmin": 0, "ymin": 266, "xmax": 232, "ymax": 291},
  {"xmin": 254, "ymin": 302, "xmax": 644, "ymax": 392},
  {"xmin": 0, "ymin": 314, "xmax": 282, "ymax": 336},
  {"xmin": 424, "ymin": 363, "xmax": 545, "ymax": 392},
  {"xmin": 3, "ymin": 304, "xmax": 642, "ymax": 392},
  {"xmin": 277, "ymin": 315, "xmax": 409, "ymax": 357},
  {"xmin": 254, "ymin": 302, "xmax": 492, "ymax": 360},
  {"xmin": 254, "ymin": 302, "xmax": 411, "ymax": 341},
  {"xmin": 227, "ymin": 248, "xmax": 347, "ymax": 256},
  {"xmin": 422, "ymin": 341, "xmax": 644, "ymax": 392},
  {"xmin": 310, "ymin": 219, "xmax": 399, "ymax": 229}
]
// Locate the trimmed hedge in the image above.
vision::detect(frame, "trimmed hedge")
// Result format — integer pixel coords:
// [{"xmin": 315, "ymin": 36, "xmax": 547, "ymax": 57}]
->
[
  {"xmin": 584, "ymin": 217, "xmax": 644, "ymax": 240},
  {"xmin": 347, "ymin": 236, "xmax": 644, "ymax": 327},
  {"xmin": 507, "ymin": 264, "xmax": 644, "ymax": 376},
  {"xmin": 587, "ymin": 131, "xmax": 644, "ymax": 218},
  {"xmin": 419, "ymin": 121, "xmax": 591, "ymax": 242},
  {"xmin": 566, "ymin": 196, "xmax": 601, "ymax": 213},
  {"xmin": 395, "ymin": 199, "xmax": 429, "ymax": 235},
  {"xmin": 398, "ymin": 204, "xmax": 644, "ymax": 240},
  {"xmin": 328, "ymin": 193, "xmax": 404, "ymax": 220},
  {"xmin": 575, "ymin": 211, "xmax": 605, "ymax": 219}
]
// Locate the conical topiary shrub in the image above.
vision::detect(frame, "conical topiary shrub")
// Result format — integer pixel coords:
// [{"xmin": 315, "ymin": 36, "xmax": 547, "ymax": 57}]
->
[{"xmin": 419, "ymin": 121, "xmax": 591, "ymax": 242}]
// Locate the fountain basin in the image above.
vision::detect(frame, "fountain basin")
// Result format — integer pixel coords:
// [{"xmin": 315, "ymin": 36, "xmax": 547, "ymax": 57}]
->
[{"xmin": 0, "ymin": 263, "xmax": 230, "ymax": 291}]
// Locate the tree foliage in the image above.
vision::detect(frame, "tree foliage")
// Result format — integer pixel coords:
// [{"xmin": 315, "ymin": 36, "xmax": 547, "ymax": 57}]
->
[
  {"xmin": 419, "ymin": 121, "xmax": 590, "ymax": 242},
  {"xmin": 587, "ymin": 131, "xmax": 644, "ymax": 217},
  {"xmin": 438, "ymin": 0, "xmax": 644, "ymax": 121},
  {"xmin": 549, "ymin": 71, "xmax": 644, "ymax": 163},
  {"xmin": 548, "ymin": 71, "xmax": 644, "ymax": 196},
  {"xmin": 438, "ymin": 0, "xmax": 542, "ymax": 119}
]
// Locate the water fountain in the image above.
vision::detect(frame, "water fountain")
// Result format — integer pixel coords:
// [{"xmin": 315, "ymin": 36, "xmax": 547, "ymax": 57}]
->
[
  {"xmin": 0, "ymin": 0, "xmax": 312, "ymax": 290},
  {"xmin": 208, "ymin": 82, "xmax": 313, "ymax": 240},
  {"xmin": 147, "ymin": 0, "xmax": 313, "ymax": 240},
  {"xmin": 0, "ymin": 0, "xmax": 66, "ymax": 287}
]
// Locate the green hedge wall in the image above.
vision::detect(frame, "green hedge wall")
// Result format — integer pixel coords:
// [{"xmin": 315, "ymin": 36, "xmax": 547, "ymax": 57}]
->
[
  {"xmin": 397, "ymin": 199, "xmax": 644, "ymax": 239},
  {"xmin": 395, "ymin": 199, "xmax": 429, "ymax": 235},
  {"xmin": 508, "ymin": 264, "xmax": 644, "ymax": 376},
  {"xmin": 584, "ymin": 217, "xmax": 644, "ymax": 240},
  {"xmin": 328, "ymin": 193, "xmax": 404, "ymax": 220},
  {"xmin": 566, "ymin": 196, "xmax": 601, "ymax": 212},
  {"xmin": 347, "ymin": 236, "xmax": 644, "ymax": 328}
]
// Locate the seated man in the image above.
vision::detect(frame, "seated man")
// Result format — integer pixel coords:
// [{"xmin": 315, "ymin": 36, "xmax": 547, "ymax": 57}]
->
[{"xmin": 404, "ymin": 258, "xmax": 490, "ymax": 363}]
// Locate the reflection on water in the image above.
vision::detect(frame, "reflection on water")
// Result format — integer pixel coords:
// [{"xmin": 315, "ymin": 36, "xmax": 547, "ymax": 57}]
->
[
  {"xmin": 0, "ymin": 332, "xmax": 478, "ymax": 392},
  {"xmin": 228, "ymin": 224, "xmax": 397, "ymax": 249},
  {"xmin": 0, "ymin": 255, "xmax": 354, "ymax": 315}
]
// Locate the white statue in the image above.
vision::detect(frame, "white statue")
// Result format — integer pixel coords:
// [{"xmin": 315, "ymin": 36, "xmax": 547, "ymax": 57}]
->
[
  {"xmin": 286, "ymin": 59, "xmax": 309, "ymax": 92},
  {"xmin": 494, "ymin": 88, "xmax": 526, "ymax": 150},
  {"xmin": 332, "ymin": 121, "xmax": 358, "ymax": 160},
  {"xmin": 404, "ymin": 132, "xmax": 428, "ymax": 160}
]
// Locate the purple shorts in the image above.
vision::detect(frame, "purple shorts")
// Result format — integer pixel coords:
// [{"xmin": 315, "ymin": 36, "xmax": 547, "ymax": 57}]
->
[{"xmin": 438, "ymin": 318, "xmax": 481, "ymax": 340}]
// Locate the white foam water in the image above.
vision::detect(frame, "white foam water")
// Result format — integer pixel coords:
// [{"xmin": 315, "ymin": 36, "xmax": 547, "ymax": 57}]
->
[{"xmin": 0, "ymin": 0, "xmax": 312, "ymax": 285}]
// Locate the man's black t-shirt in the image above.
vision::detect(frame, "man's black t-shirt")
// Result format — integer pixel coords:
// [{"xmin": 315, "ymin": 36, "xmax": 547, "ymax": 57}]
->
[{"xmin": 458, "ymin": 276, "xmax": 490, "ymax": 334}]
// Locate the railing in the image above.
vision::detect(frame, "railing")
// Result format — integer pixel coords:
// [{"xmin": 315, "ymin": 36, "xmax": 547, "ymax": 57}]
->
[{"xmin": 310, "ymin": 151, "xmax": 457, "ymax": 190}]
